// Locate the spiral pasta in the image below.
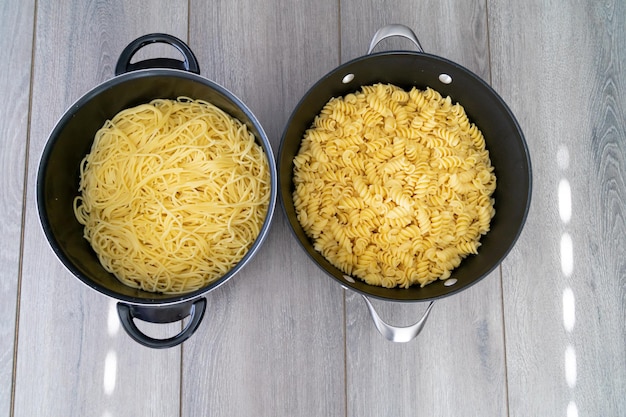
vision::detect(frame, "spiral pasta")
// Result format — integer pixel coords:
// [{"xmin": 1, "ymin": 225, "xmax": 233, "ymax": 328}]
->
[
  {"xmin": 293, "ymin": 83, "xmax": 496, "ymax": 288},
  {"xmin": 74, "ymin": 97, "xmax": 270, "ymax": 294}
]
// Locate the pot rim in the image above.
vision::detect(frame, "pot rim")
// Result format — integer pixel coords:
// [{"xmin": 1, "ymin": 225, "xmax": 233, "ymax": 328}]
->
[{"xmin": 37, "ymin": 67, "xmax": 278, "ymax": 307}]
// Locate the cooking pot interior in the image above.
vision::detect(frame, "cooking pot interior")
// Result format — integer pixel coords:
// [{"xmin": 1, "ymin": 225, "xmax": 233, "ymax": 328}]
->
[
  {"xmin": 279, "ymin": 52, "xmax": 531, "ymax": 301},
  {"xmin": 39, "ymin": 70, "xmax": 274, "ymax": 304}
]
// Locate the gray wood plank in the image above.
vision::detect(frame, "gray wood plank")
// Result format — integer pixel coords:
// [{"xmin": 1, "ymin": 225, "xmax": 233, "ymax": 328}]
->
[
  {"xmin": 345, "ymin": 280, "xmax": 505, "ymax": 416},
  {"xmin": 6, "ymin": 2, "xmax": 624, "ymax": 417},
  {"xmin": 182, "ymin": 1, "xmax": 346, "ymax": 416},
  {"xmin": 0, "ymin": 0, "xmax": 35, "ymax": 415},
  {"xmin": 339, "ymin": 2, "xmax": 508, "ymax": 416},
  {"xmin": 489, "ymin": 0, "xmax": 626, "ymax": 416},
  {"xmin": 14, "ymin": 1, "xmax": 189, "ymax": 416}
]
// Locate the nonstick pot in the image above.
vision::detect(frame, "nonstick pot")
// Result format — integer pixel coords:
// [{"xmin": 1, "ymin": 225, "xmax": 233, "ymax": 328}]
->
[
  {"xmin": 38, "ymin": 34, "xmax": 277, "ymax": 349},
  {"xmin": 278, "ymin": 25, "xmax": 531, "ymax": 342}
]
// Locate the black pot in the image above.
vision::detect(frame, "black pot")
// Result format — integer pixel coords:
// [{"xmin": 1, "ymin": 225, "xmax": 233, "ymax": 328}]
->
[
  {"xmin": 37, "ymin": 34, "xmax": 277, "ymax": 348},
  {"xmin": 278, "ymin": 25, "xmax": 531, "ymax": 342}
]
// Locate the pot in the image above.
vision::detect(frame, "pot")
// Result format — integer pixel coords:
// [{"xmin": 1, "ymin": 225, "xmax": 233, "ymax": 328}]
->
[
  {"xmin": 278, "ymin": 25, "xmax": 531, "ymax": 342},
  {"xmin": 37, "ymin": 34, "xmax": 277, "ymax": 349}
]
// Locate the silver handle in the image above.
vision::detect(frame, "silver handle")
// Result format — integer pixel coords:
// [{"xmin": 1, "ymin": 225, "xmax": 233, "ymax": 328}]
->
[
  {"xmin": 367, "ymin": 24, "xmax": 424, "ymax": 54},
  {"xmin": 361, "ymin": 295, "xmax": 434, "ymax": 342}
]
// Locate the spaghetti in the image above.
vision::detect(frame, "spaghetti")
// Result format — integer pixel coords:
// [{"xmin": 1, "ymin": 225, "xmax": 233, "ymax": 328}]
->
[{"xmin": 74, "ymin": 97, "xmax": 270, "ymax": 294}]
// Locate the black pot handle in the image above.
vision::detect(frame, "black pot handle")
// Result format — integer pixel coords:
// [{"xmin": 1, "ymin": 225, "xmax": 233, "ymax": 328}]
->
[
  {"xmin": 117, "ymin": 297, "xmax": 207, "ymax": 349},
  {"xmin": 114, "ymin": 33, "xmax": 200, "ymax": 76}
]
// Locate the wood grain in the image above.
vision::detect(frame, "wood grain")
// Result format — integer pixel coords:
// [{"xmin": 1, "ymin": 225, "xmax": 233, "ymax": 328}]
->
[
  {"xmin": 182, "ymin": 1, "xmax": 346, "ymax": 416},
  {"xmin": 14, "ymin": 1, "xmax": 188, "ymax": 416},
  {"xmin": 339, "ymin": 2, "xmax": 507, "ymax": 416},
  {"xmin": 489, "ymin": 0, "xmax": 626, "ymax": 416},
  {"xmin": 4, "ymin": 1, "xmax": 626, "ymax": 416},
  {"xmin": 0, "ymin": 0, "xmax": 35, "ymax": 415}
]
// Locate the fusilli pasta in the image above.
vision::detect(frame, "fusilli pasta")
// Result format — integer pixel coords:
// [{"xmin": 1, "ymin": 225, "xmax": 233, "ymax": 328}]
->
[{"xmin": 293, "ymin": 83, "xmax": 496, "ymax": 288}]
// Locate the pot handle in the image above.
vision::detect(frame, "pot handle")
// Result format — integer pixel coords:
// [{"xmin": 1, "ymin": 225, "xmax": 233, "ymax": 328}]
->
[
  {"xmin": 367, "ymin": 24, "xmax": 424, "ymax": 54},
  {"xmin": 360, "ymin": 295, "xmax": 434, "ymax": 342},
  {"xmin": 117, "ymin": 297, "xmax": 207, "ymax": 349},
  {"xmin": 114, "ymin": 33, "xmax": 200, "ymax": 76}
]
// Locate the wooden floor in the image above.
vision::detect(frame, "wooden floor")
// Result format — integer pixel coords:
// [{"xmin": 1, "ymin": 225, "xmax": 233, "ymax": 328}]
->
[{"xmin": 1, "ymin": 0, "xmax": 625, "ymax": 416}]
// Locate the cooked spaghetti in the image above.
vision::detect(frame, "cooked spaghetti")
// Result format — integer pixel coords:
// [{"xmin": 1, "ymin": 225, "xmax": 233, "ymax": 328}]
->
[{"xmin": 74, "ymin": 97, "xmax": 270, "ymax": 294}]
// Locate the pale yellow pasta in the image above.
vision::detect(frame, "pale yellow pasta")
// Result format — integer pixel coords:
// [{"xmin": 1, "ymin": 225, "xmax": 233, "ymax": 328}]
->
[
  {"xmin": 293, "ymin": 83, "xmax": 496, "ymax": 289},
  {"xmin": 74, "ymin": 97, "xmax": 270, "ymax": 294}
]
